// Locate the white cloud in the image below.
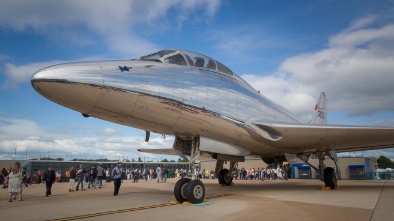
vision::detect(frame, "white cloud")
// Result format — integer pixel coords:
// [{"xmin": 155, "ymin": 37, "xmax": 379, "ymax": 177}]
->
[
  {"xmin": 343, "ymin": 15, "xmax": 377, "ymax": 33},
  {"xmin": 2, "ymin": 61, "xmax": 59, "ymax": 89},
  {"xmin": 0, "ymin": 0, "xmax": 222, "ymax": 87},
  {"xmin": 0, "ymin": 114, "xmax": 174, "ymax": 160},
  {"xmin": 0, "ymin": 0, "xmax": 221, "ymax": 57},
  {"xmin": 243, "ymin": 17, "xmax": 394, "ymax": 119},
  {"xmin": 94, "ymin": 128, "xmax": 122, "ymax": 136}
]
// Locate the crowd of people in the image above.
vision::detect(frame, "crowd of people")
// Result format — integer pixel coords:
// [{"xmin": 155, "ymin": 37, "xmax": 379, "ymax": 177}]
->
[
  {"xmin": 1, "ymin": 161, "xmax": 290, "ymax": 202},
  {"xmin": 0, "ymin": 161, "xmax": 128, "ymax": 201},
  {"xmin": 0, "ymin": 161, "xmax": 181, "ymax": 201},
  {"xmin": 125, "ymin": 164, "xmax": 172, "ymax": 183},
  {"xmin": 119, "ymin": 165, "xmax": 289, "ymax": 182},
  {"xmin": 232, "ymin": 166, "xmax": 289, "ymax": 181}
]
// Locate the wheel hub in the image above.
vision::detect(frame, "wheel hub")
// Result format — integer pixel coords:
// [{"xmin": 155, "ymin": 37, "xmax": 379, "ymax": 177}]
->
[
  {"xmin": 181, "ymin": 183, "xmax": 188, "ymax": 198},
  {"xmin": 224, "ymin": 172, "xmax": 232, "ymax": 183},
  {"xmin": 193, "ymin": 185, "xmax": 203, "ymax": 199}
]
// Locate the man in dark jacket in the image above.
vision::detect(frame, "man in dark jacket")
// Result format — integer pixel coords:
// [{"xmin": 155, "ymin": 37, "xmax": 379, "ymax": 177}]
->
[
  {"xmin": 76, "ymin": 164, "xmax": 86, "ymax": 191},
  {"xmin": 88, "ymin": 165, "xmax": 97, "ymax": 189},
  {"xmin": 43, "ymin": 166, "xmax": 56, "ymax": 197}
]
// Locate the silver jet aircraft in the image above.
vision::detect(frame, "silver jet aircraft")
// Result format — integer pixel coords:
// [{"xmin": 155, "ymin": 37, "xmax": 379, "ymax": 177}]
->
[{"xmin": 31, "ymin": 49, "xmax": 394, "ymax": 204}]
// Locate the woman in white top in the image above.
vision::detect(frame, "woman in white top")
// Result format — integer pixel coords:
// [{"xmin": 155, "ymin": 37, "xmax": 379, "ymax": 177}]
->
[{"xmin": 8, "ymin": 162, "xmax": 23, "ymax": 202}]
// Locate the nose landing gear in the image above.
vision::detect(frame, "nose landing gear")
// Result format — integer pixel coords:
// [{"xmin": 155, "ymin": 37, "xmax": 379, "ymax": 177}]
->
[{"xmin": 173, "ymin": 137, "xmax": 206, "ymax": 204}]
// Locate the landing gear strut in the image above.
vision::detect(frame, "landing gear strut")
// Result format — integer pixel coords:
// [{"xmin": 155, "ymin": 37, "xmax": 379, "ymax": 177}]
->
[
  {"xmin": 216, "ymin": 161, "xmax": 236, "ymax": 186},
  {"xmin": 297, "ymin": 150, "xmax": 341, "ymax": 190}
]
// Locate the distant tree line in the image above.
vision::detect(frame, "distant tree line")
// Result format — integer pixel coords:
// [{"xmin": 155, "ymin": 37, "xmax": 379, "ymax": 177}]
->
[{"xmin": 377, "ymin": 156, "xmax": 394, "ymax": 169}]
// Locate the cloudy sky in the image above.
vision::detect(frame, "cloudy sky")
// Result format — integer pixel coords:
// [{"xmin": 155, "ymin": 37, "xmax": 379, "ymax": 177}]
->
[{"xmin": 1, "ymin": 0, "xmax": 394, "ymax": 161}]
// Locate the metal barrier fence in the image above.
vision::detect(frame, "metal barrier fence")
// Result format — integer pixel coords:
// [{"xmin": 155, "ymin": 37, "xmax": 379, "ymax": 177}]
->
[{"xmin": 373, "ymin": 171, "xmax": 394, "ymax": 180}]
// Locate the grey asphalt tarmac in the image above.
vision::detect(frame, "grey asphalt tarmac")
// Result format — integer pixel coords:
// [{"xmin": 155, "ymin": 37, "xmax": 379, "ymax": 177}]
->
[{"xmin": 0, "ymin": 178, "xmax": 393, "ymax": 221}]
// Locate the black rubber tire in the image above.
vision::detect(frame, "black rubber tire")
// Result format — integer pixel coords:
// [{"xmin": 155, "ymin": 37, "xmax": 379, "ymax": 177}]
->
[
  {"xmin": 218, "ymin": 169, "xmax": 233, "ymax": 186},
  {"xmin": 324, "ymin": 167, "xmax": 337, "ymax": 190},
  {"xmin": 174, "ymin": 178, "xmax": 191, "ymax": 203},
  {"xmin": 185, "ymin": 179, "xmax": 205, "ymax": 204}
]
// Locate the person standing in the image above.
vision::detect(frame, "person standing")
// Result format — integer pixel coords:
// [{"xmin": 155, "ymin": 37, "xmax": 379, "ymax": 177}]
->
[
  {"xmin": 37, "ymin": 170, "xmax": 42, "ymax": 184},
  {"xmin": 112, "ymin": 162, "xmax": 123, "ymax": 196},
  {"xmin": 283, "ymin": 165, "xmax": 288, "ymax": 180},
  {"xmin": 2, "ymin": 167, "xmax": 8, "ymax": 189},
  {"xmin": 105, "ymin": 168, "xmax": 111, "ymax": 183},
  {"xmin": 156, "ymin": 166, "xmax": 162, "ymax": 183},
  {"xmin": 175, "ymin": 168, "xmax": 179, "ymax": 178},
  {"xmin": 88, "ymin": 165, "xmax": 97, "ymax": 189},
  {"xmin": 96, "ymin": 164, "xmax": 104, "ymax": 189},
  {"xmin": 277, "ymin": 165, "xmax": 282, "ymax": 180},
  {"xmin": 75, "ymin": 164, "xmax": 86, "ymax": 191},
  {"xmin": 43, "ymin": 166, "xmax": 56, "ymax": 197},
  {"xmin": 162, "ymin": 165, "xmax": 168, "ymax": 183},
  {"xmin": 56, "ymin": 170, "xmax": 61, "ymax": 182},
  {"xmin": 0, "ymin": 171, "xmax": 4, "ymax": 187},
  {"xmin": 7, "ymin": 162, "xmax": 23, "ymax": 202},
  {"xmin": 68, "ymin": 166, "xmax": 76, "ymax": 191},
  {"xmin": 261, "ymin": 168, "xmax": 265, "ymax": 181}
]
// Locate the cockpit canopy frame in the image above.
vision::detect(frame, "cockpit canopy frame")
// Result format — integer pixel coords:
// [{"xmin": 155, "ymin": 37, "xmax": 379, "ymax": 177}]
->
[{"xmin": 138, "ymin": 49, "xmax": 235, "ymax": 77}]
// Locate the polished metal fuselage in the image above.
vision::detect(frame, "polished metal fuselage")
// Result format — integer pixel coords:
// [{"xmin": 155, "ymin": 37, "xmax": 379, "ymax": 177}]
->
[
  {"xmin": 31, "ymin": 59, "xmax": 300, "ymax": 157},
  {"xmin": 31, "ymin": 57, "xmax": 394, "ymax": 158}
]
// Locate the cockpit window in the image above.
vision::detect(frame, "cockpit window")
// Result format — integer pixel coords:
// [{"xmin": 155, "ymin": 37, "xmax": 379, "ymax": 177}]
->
[
  {"xmin": 216, "ymin": 61, "xmax": 234, "ymax": 76},
  {"xmin": 140, "ymin": 50, "xmax": 176, "ymax": 61},
  {"xmin": 194, "ymin": 57, "xmax": 204, "ymax": 67},
  {"xmin": 206, "ymin": 59, "xmax": 216, "ymax": 70},
  {"xmin": 164, "ymin": 54, "xmax": 187, "ymax": 66}
]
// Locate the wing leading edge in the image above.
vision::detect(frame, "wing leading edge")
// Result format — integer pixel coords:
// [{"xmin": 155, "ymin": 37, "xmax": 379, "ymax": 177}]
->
[
  {"xmin": 137, "ymin": 148, "xmax": 178, "ymax": 155},
  {"xmin": 248, "ymin": 121, "xmax": 394, "ymax": 153}
]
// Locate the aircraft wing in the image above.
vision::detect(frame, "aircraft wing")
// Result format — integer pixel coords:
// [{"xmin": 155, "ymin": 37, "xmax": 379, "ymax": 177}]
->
[
  {"xmin": 245, "ymin": 121, "xmax": 394, "ymax": 153},
  {"xmin": 138, "ymin": 148, "xmax": 192, "ymax": 161},
  {"xmin": 138, "ymin": 148, "xmax": 178, "ymax": 155}
]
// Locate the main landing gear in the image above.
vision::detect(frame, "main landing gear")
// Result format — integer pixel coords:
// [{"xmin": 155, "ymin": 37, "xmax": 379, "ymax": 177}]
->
[
  {"xmin": 216, "ymin": 160, "xmax": 237, "ymax": 186},
  {"xmin": 296, "ymin": 150, "xmax": 341, "ymax": 190}
]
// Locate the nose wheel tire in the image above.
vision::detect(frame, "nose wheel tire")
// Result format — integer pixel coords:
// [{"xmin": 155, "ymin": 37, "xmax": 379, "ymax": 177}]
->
[
  {"xmin": 174, "ymin": 178, "xmax": 191, "ymax": 203},
  {"xmin": 185, "ymin": 179, "xmax": 205, "ymax": 204},
  {"xmin": 324, "ymin": 167, "xmax": 337, "ymax": 190},
  {"xmin": 218, "ymin": 169, "xmax": 233, "ymax": 186}
]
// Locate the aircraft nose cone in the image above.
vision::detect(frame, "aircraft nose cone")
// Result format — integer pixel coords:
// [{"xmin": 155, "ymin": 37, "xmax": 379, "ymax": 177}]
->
[
  {"xmin": 31, "ymin": 62, "xmax": 103, "ymax": 114},
  {"xmin": 31, "ymin": 62, "xmax": 103, "ymax": 83}
]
